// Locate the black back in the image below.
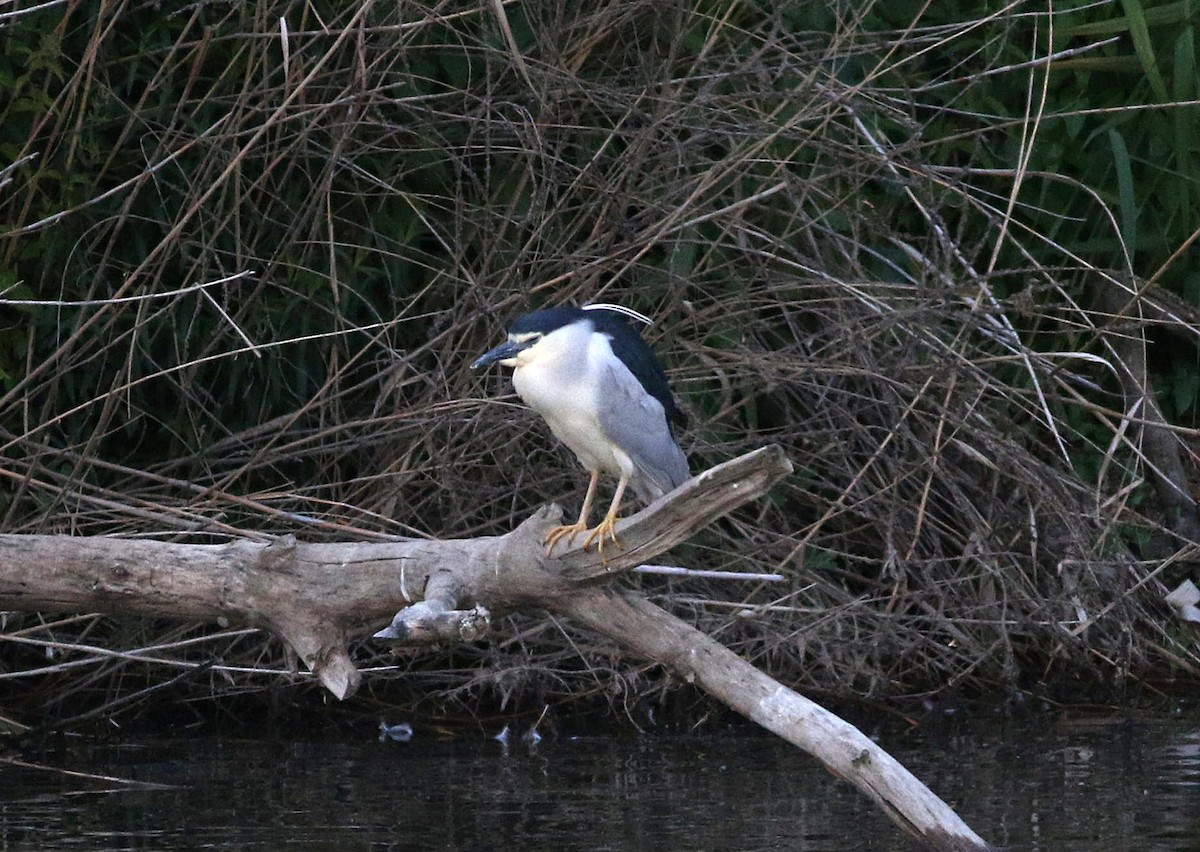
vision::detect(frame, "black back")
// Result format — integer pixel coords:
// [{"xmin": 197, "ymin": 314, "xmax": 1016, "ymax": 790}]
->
[{"xmin": 509, "ymin": 306, "xmax": 686, "ymax": 430}]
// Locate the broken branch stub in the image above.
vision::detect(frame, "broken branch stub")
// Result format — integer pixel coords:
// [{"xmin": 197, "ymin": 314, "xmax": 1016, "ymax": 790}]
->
[{"xmin": 373, "ymin": 603, "xmax": 492, "ymax": 645}]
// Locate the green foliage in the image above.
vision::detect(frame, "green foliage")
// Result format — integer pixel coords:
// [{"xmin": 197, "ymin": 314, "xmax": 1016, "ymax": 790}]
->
[{"xmin": 0, "ymin": 0, "xmax": 1195, "ymax": 715}]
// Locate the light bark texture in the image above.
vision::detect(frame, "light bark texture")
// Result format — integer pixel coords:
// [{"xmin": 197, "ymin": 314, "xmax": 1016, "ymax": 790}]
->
[{"xmin": 0, "ymin": 446, "xmax": 992, "ymax": 850}]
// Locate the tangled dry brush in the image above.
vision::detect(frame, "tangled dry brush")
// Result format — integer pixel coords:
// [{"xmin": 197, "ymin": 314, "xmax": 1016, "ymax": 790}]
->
[{"xmin": 1, "ymin": 0, "xmax": 1196, "ymax": 726}]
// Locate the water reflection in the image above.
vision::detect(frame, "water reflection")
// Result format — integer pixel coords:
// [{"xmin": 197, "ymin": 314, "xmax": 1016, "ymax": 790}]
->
[{"xmin": 1, "ymin": 716, "xmax": 1197, "ymax": 850}]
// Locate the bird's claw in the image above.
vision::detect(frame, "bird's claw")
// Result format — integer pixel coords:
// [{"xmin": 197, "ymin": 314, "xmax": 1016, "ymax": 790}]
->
[
  {"xmin": 544, "ymin": 522, "xmax": 588, "ymax": 556},
  {"xmin": 580, "ymin": 515, "xmax": 623, "ymax": 560}
]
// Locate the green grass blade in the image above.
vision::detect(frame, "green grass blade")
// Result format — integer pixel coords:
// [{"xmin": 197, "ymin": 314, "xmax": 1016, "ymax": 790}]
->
[
  {"xmin": 1173, "ymin": 27, "xmax": 1196, "ymax": 199},
  {"xmin": 1119, "ymin": 0, "xmax": 1171, "ymax": 100},
  {"xmin": 1108, "ymin": 127, "xmax": 1139, "ymax": 269}
]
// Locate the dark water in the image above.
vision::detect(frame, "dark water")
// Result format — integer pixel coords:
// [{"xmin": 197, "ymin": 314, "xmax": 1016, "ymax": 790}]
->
[{"xmin": 1, "ymin": 715, "xmax": 1197, "ymax": 851}]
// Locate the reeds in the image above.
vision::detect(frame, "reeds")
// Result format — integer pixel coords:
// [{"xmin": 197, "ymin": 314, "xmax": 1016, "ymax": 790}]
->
[{"xmin": 1, "ymin": 0, "xmax": 1196, "ymax": 727}]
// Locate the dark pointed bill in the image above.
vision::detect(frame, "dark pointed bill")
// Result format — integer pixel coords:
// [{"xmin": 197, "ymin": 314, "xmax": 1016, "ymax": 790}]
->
[{"xmin": 471, "ymin": 340, "xmax": 525, "ymax": 369}]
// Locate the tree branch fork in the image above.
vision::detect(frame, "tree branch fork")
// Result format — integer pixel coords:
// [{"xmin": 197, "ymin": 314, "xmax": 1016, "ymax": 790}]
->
[{"xmin": 0, "ymin": 446, "xmax": 993, "ymax": 850}]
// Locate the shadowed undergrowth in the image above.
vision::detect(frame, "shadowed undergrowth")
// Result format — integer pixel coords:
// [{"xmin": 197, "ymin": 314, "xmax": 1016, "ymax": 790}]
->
[{"xmin": 1, "ymin": 0, "xmax": 1198, "ymax": 729}]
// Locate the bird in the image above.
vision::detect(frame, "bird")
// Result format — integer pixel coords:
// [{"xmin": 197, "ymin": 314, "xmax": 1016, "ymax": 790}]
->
[{"xmin": 472, "ymin": 304, "xmax": 689, "ymax": 556}]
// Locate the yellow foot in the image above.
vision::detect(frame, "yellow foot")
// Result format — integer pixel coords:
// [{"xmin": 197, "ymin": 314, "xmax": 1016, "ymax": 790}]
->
[
  {"xmin": 544, "ymin": 521, "xmax": 589, "ymax": 556},
  {"xmin": 580, "ymin": 514, "xmax": 623, "ymax": 560}
]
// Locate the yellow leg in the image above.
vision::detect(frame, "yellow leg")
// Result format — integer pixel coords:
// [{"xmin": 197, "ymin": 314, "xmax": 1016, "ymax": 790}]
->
[
  {"xmin": 545, "ymin": 470, "xmax": 600, "ymax": 555},
  {"xmin": 581, "ymin": 474, "xmax": 629, "ymax": 559}
]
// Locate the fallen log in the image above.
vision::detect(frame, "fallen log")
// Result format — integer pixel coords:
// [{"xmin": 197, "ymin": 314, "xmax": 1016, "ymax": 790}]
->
[{"xmin": 0, "ymin": 446, "xmax": 992, "ymax": 850}]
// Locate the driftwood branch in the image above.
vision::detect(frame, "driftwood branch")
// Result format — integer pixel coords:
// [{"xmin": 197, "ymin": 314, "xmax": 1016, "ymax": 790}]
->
[
  {"xmin": 0, "ymin": 449, "xmax": 786, "ymax": 695},
  {"xmin": 555, "ymin": 445, "xmax": 792, "ymax": 582},
  {"xmin": 559, "ymin": 589, "xmax": 989, "ymax": 851},
  {"xmin": 0, "ymin": 446, "xmax": 992, "ymax": 850}
]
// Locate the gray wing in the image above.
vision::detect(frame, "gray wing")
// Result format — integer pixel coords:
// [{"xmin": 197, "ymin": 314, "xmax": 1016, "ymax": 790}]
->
[{"xmin": 596, "ymin": 359, "xmax": 689, "ymax": 503}]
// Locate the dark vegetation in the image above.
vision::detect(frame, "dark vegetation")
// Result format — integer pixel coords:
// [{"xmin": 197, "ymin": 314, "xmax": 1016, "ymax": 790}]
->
[{"xmin": 1, "ymin": 0, "xmax": 1198, "ymax": 731}]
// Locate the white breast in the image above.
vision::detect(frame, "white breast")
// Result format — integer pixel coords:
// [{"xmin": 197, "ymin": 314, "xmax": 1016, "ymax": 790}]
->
[{"xmin": 511, "ymin": 325, "xmax": 624, "ymax": 476}]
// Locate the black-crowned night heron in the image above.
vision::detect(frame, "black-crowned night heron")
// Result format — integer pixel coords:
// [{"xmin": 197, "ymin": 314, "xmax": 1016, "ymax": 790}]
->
[{"xmin": 472, "ymin": 304, "xmax": 689, "ymax": 555}]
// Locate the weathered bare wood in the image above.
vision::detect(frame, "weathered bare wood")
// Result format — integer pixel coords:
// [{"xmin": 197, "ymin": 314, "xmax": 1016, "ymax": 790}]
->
[
  {"xmin": 0, "ymin": 532, "xmax": 499, "ymax": 698},
  {"xmin": 0, "ymin": 446, "xmax": 993, "ymax": 849},
  {"xmin": 556, "ymin": 445, "xmax": 793, "ymax": 582},
  {"xmin": 0, "ymin": 451, "xmax": 784, "ymax": 694},
  {"xmin": 374, "ymin": 602, "xmax": 492, "ymax": 644},
  {"xmin": 557, "ymin": 588, "xmax": 993, "ymax": 852}
]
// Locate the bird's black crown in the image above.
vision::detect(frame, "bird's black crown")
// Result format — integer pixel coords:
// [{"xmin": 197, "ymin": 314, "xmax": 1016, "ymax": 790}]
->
[{"xmin": 508, "ymin": 306, "xmax": 686, "ymax": 430}]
